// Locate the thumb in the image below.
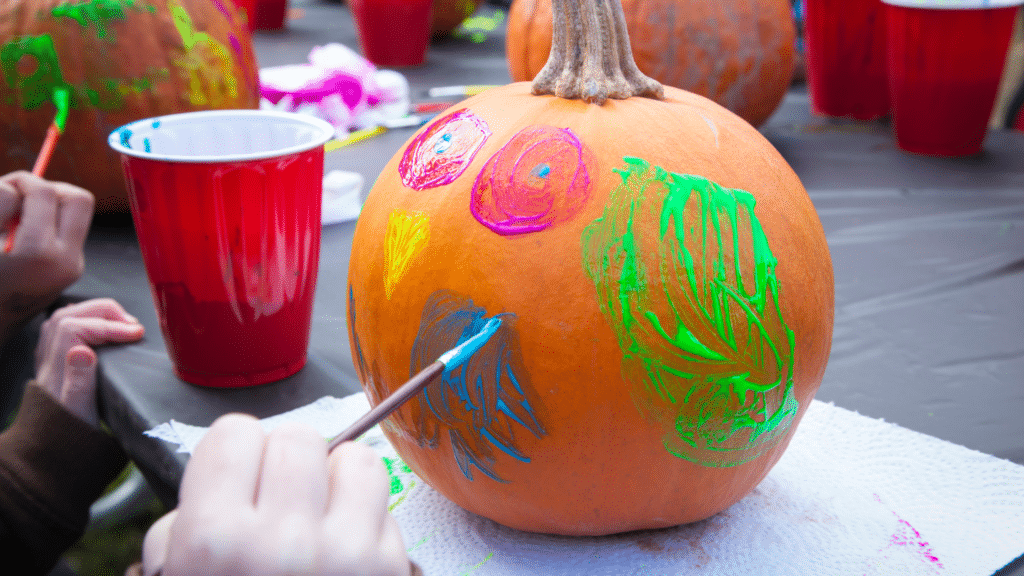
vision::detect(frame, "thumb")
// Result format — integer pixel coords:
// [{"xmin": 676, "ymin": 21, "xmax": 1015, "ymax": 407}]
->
[
  {"xmin": 143, "ymin": 509, "xmax": 178, "ymax": 576},
  {"xmin": 60, "ymin": 345, "xmax": 99, "ymax": 428}
]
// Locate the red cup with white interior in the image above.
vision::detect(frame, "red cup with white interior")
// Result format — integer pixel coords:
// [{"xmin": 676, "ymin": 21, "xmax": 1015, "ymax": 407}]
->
[{"xmin": 108, "ymin": 110, "xmax": 334, "ymax": 387}]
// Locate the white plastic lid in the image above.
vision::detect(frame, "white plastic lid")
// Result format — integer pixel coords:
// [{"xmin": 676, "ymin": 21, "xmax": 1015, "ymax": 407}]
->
[
  {"xmin": 108, "ymin": 109, "xmax": 336, "ymax": 163},
  {"xmin": 881, "ymin": 0, "xmax": 1024, "ymax": 9}
]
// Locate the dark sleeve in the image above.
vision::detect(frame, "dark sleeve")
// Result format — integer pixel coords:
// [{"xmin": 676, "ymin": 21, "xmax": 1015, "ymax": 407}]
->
[{"xmin": 0, "ymin": 383, "xmax": 129, "ymax": 575}]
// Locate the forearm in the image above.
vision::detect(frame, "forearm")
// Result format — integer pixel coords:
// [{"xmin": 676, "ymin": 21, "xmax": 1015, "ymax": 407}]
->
[{"xmin": 0, "ymin": 385, "xmax": 128, "ymax": 574}]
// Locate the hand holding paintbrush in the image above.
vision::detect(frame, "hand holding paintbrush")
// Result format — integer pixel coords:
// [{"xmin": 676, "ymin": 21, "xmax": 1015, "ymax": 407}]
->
[
  {"xmin": 327, "ymin": 316, "xmax": 503, "ymax": 451},
  {"xmin": 0, "ymin": 88, "xmax": 94, "ymax": 343},
  {"xmin": 2, "ymin": 87, "xmax": 69, "ymax": 253}
]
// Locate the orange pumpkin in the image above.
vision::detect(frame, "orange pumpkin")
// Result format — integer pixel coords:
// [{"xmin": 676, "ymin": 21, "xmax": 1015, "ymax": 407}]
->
[
  {"xmin": 349, "ymin": 0, "xmax": 832, "ymax": 535},
  {"xmin": 0, "ymin": 0, "xmax": 260, "ymax": 213},
  {"xmin": 431, "ymin": 0, "xmax": 484, "ymax": 38},
  {"xmin": 506, "ymin": 0, "xmax": 797, "ymax": 127}
]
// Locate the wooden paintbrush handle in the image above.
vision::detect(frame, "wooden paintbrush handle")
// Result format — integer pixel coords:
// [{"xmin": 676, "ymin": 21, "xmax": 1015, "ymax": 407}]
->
[{"xmin": 327, "ymin": 361, "xmax": 444, "ymax": 452}]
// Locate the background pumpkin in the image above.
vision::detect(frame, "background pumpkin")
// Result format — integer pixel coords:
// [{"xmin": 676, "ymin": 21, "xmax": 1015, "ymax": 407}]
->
[
  {"xmin": 349, "ymin": 0, "xmax": 833, "ymax": 535},
  {"xmin": 431, "ymin": 0, "xmax": 484, "ymax": 38},
  {"xmin": 0, "ymin": 0, "xmax": 260, "ymax": 213},
  {"xmin": 505, "ymin": 0, "xmax": 797, "ymax": 127}
]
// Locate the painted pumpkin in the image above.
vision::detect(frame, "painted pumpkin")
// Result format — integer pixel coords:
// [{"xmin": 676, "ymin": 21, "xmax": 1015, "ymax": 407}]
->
[
  {"xmin": 505, "ymin": 0, "xmax": 797, "ymax": 127},
  {"xmin": 431, "ymin": 0, "xmax": 484, "ymax": 38},
  {"xmin": 0, "ymin": 0, "xmax": 260, "ymax": 213},
  {"xmin": 348, "ymin": 0, "xmax": 833, "ymax": 535}
]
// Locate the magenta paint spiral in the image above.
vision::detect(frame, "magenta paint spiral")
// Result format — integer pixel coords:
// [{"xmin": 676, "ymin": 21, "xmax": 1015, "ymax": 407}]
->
[{"xmin": 471, "ymin": 125, "xmax": 594, "ymax": 236}]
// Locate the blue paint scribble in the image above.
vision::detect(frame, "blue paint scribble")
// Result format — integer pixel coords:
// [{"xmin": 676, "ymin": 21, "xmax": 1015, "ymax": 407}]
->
[
  {"xmin": 143, "ymin": 137, "xmax": 151, "ymax": 153},
  {"xmin": 119, "ymin": 128, "xmax": 132, "ymax": 148},
  {"xmin": 410, "ymin": 290, "xmax": 545, "ymax": 482}
]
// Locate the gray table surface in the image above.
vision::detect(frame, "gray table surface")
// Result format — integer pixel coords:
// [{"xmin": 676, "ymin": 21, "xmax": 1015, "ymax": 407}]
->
[{"xmin": 68, "ymin": 1, "xmax": 1023, "ymax": 573}]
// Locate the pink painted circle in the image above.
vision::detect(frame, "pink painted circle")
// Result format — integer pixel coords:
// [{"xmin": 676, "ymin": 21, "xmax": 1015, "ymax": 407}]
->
[
  {"xmin": 399, "ymin": 109, "xmax": 492, "ymax": 190},
  {"xmin": 471, "ymin": 125, "xmax": 595, "ymax": 235}
]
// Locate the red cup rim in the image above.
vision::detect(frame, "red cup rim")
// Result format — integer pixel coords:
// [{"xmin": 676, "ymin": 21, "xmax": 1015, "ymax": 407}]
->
[
  {"xmin": 881, "ymin": 0, "xmax": 1023, "ymax": 8},
  {"xmin": 108, "ymin": 110, "xmax": 336, "ymax": 164}
]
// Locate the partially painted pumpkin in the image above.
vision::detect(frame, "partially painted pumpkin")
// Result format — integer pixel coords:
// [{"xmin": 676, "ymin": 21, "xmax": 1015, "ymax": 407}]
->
[
  {"xmin": 0, "ymin": 0, "xmax": 260, "ymax": 213},
  {"xmin": 431, "ymin": 0, "xmax": 484, "ymax": 38},
  {"xmin": 506, "ymin": 0, "xmax": 797, "ymax": 127},
  {"xmin": 349, "ymin": 0, "xmax": 832, "ymax": 535}
]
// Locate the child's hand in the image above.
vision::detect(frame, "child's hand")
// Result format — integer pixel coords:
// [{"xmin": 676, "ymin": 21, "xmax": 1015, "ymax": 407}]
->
[
  {"xmin": 143, "ymin": 415, "xmax": 411, "ymax": 576},
  {"xmin": 33, "ymin": 298, "xmax": 145, "ymax": 428},
  {"xmin": 0, "ymin": 171, "xmax": 94, "ymax": 341}
]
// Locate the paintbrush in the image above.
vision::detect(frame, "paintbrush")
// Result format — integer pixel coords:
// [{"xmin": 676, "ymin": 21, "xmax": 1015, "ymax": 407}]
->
[
  {"xmin": 327, "ymin": 316, "xmax": 503, "ymax": 452},
  {"xmin": 3, "ymin": 87, "xmax": 70, "ymax": 253}
]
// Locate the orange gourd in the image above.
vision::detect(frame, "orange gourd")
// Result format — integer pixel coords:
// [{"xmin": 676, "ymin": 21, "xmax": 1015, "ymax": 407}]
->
[
  {"xmin": 349, "ymin": 0, "xmax": 832, "ymax": 535},
  {"xmin": 431, "ymin": 0, "xmax": 484, "ymax": 38},
  {"xmin": 0, "ymin": 0, "xmax": 260, "ymax": 213},
  {"xmin": 506, "ymin": 0, "xmax": 797, "ymax": 127}
]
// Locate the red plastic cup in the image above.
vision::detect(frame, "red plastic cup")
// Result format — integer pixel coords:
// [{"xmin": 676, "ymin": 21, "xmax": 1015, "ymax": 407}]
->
[
  {"xmin": 804, "ymin": 0, "xmax": 891, "ymax": 120},
  {"xmin": 349, "ymin": 0, "xmax": 433, "ymax": 67},
  {"xmin": 230, "ymin": 0, "xmax": 257, "ymax": 31},
  {"xmin": 255, "ymin": 0, "xmax": 288, "ymax": 30},
  {"xmin": 884, "ymin": 0, "xmax": 1021, "ymax": 156},
  {"xmin": 108, "ymin": 111, "xmax": 334, "ymax": 387}
]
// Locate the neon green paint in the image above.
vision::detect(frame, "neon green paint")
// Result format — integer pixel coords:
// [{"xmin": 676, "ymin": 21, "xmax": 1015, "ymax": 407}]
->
[
  {"xmin": 0, "ymin": 33, "xmax": 166, "ymax": 112},
  {"xmin": 458, "ymin": 551, "xmax": 495, "ymax": 575},
  {"xmin": 453, "ymin": 9, "xmax": 505, "ymax": 44},
  {"xmin": 50, "ymin": 0, "xmax": 156, "ymax": 42},
  {"xmin": 0, "ymin": 35, "xmax": 72, "ymax": 110},
  {"xmin": 582, "ymin": 157, "xmax": 798, "ymax": 467},
  {"xmin": 52, "ymin": 87, "xmax": 70, "ymax": 132}
]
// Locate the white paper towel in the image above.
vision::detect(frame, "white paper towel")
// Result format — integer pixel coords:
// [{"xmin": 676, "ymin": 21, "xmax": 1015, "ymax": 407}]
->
[{"xmin": 145, "ymin": 396, "xmax": 1024, "ymax": 576}]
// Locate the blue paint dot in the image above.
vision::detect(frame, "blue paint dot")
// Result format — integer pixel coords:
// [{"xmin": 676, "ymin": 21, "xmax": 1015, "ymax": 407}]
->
[
  {"xmin": 119, "ymin": 128, "xmax": 133, "ymax": 149},
  {"xmin": 531, "ymin": 163, "xmax": 551, "ymax": 179},
  {"xmin": 152, "ymin": 120, "xmax": 161, "ymax": 129},
  {"xmin": 433, "ymin": 133, "xmax": 453, "ymax": 154}
]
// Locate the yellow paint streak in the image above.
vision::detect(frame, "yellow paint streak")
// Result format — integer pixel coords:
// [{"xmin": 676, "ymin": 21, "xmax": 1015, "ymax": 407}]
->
[
  {"xmin": 384, "ymin": 210, "xmax": 430, "ymax": 300},
  {"xmin": 168, "ymin": 0, "xmax": 238, "ymax": 106}
]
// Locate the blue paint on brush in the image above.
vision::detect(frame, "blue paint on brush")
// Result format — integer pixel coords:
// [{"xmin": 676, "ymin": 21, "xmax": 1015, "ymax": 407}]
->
[
  {"xmin": 409, "ymin": 290, "xmax": 546, "ymax": 482},
  {"xmin": 438, "ymin": 316, "xmax": 502, "ymax": 369}
]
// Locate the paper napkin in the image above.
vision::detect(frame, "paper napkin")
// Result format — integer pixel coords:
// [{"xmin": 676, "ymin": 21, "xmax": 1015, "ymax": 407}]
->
[{"xmin": 145, "ymin": 396, "xmax": 1024, "ymax": 576}]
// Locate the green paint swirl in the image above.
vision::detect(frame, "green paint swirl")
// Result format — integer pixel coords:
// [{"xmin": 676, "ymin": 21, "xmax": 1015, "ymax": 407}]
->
[
  {"xmin": 582, "ymin": 157, "xmax": 797, "ymax": 467},
  {"xmin": 0, "ymin": 33, "xmax": 168, "ymax": 112},
  {"xmin": 51, "ymin": 0, "xmax": 156, "ymax": 42}
]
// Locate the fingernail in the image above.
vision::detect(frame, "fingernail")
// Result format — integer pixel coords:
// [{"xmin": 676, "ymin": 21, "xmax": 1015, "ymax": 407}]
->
[{"xmin": 69, "ymin": 353, "xmax": 94, "ymax": 370}]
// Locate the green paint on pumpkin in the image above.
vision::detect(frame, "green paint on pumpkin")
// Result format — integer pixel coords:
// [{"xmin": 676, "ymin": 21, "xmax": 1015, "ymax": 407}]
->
[
  {"xmin": 581, "ymin": 157, "xmax": 798, "ymax": 467},
  {"xmin": 50, "ymin": 0, "xmax": 156, "ymax": 42},
  {"xmin": 0, "ymin": 35, "xmax": 73, "ymax": 110}
]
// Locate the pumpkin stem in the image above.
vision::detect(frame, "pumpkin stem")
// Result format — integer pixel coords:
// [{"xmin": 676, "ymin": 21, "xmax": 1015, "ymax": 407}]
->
[{"xmin": 531, "ymin": 0, "xmax": 663, "ymax": 104}]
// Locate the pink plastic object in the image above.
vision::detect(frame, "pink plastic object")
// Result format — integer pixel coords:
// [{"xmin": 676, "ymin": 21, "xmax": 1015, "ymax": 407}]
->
[
  {"xmin": 108, "ymin": 111, "xmax": 334, "ymax": 387},
  {"xmin": 885, "ymin": 2, "xmax": 1019, "ymax": 156},
  {"xmin": 804, "ymin": 0, "xmax": 890, "ymax": 120},
  {"xmin": 260, "ymin": 67, "xmax": 366, "ymax": 111},
  {"xmin": 349, "ymin": 0, "xmax": 433, "ymax": 67}
]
